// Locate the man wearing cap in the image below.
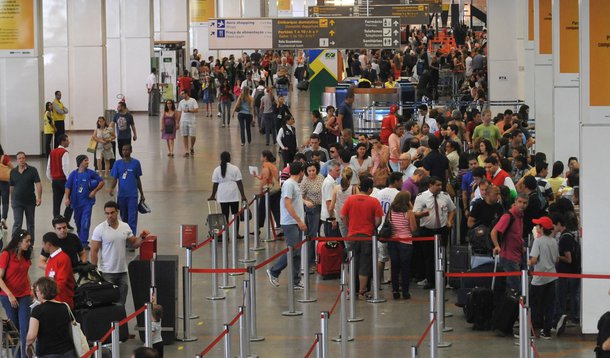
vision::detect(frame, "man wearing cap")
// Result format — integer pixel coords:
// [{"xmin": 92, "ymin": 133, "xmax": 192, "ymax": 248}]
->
[
  {"xmin": 528, "ymin": 216, "xmax": 559, "ymax": 339},
  {"xmin": 490, "ymin": 193, "xmax": 528, "ymax": 291},
  {"xmin": 380, "ymin": 105, "xmax": 399, "ymax": 145},
  {"xmin": 65, "ymin": 155, "xmax": 104, "ymax": 248}
]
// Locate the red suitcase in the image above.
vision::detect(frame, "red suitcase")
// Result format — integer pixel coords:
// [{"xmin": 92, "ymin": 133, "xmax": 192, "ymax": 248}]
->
[{"xmin": 316, "ymin": 241, "xmax": 343, "ymax": 279}]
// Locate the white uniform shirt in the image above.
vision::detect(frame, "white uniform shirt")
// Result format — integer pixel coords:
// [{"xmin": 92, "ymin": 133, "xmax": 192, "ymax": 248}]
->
[
  {"xmin": 413, "ymin": 190, "xmax": 456, "ymax": 229},
  {"xmin": 211, "ymin": 163, "xmax": 243, "ymax": 203},
  {"xmin": 91, "ymin": 220, "xmax": 134, "ymax": 273},
  {"xmin": 320, "ymin": 175, "xmax": 337, "ymax": 221}
]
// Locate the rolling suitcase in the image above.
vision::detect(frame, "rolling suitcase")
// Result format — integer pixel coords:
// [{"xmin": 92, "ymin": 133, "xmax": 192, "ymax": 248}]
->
[
  {"xmin": 75, "ymin": 304, "xmax": 129, "ymax": 344},
  {"xmin": 316, "ymin": 241, "xmax": 343, "ymax": 279},
  {"xmin": 448, "ymin": 245, "xmax": 470, "ymax": 289},
  {"xmin": 74, "ymin": 269, "xmax": 120, "ymax": 309},
  {"xmin": 464, "ymin": 255, "xmax": 499, "ymax": 330},
  {"xmin": 492, "ymin": 288, "xmax": 520, "ymax": 336}
]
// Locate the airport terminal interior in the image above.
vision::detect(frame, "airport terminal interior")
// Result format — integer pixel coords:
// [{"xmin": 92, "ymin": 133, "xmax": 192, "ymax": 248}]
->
[{"xmin": 0, "ymin": 0, "xmax": 609, "ymax": 357}]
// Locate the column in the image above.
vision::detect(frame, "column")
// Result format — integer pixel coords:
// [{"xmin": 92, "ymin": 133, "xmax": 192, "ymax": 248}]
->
[
  {"xmin": 43, "ymin": 0, "xmax": 107, "ymax": 131},
  {"xmin": 106, "ymin": 0, "xmax": 153, "ymax": 112},
  {"xmin": 551, "ymin": 0, "xmax": 579, "ymax": 164},
  {"xmin": 190, "ymin": 0, "xmax": 217, "ymax": 60},
  {"xmin": 523, "ymin": 0, "xmax": 536, "ymax": 115},
  {"xmin": 533, "ymin": 0, "xmax": 553, "ymax": 159},
  {"xmin": 0, "ymin": 0, "xmax": 43, "ymax": 154},
  {"xmin": 487, "ymin": 0, "xmax": 520, "ymax": 112},
  {"xmin": 579, "ymin": 0, "xmax": 610, "ymax": 334},
  {"xmin": 154, "ymin": 0, "xmax": 189, "ymax": 43}
]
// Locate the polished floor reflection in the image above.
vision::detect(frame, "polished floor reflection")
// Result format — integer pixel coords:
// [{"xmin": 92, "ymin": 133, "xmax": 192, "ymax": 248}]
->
[{"xmin": 15, "ymin": 89, "xmax": 593, "ymax": 357}]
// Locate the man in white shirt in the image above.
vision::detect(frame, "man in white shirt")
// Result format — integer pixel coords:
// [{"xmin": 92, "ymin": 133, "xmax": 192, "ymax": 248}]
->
[
  {"xmin": 372, "ymin": 172, "xmax": 403, "ymax": 284},
  {"xmin": 320, "ymin": 160, "xmax": 341, "ymax": 239},
  {"xmin": 398, "ymin": 152, "xmax": 417, "ymax": 179},
  {"xmin": 146, "ymin": 68, "xmax": 160, "ymax": 116},
  {"xmin": 177, "ymin": 89, "xmax": 199, "ymax": 158},
  {"xmin": 90, "ymin": 201, "xmax": 150, "ymax": 304}
]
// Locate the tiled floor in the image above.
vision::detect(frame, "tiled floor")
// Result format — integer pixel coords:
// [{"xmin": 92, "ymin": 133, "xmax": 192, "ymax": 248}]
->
[{"xmin": 15, "ymin": 88, "xmax": 594, "ymax": 357}]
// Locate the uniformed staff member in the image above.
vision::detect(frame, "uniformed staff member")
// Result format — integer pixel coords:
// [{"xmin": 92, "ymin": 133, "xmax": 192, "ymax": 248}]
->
[{"xmin": 413, "ymin": 176, "xmax": 456, "ymax": 289}]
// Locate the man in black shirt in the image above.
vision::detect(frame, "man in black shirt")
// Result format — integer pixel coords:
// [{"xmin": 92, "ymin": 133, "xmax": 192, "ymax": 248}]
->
[
  {"xmin": 467, "ymin": 185, "xmax": 504, "ymax": 229},
  {"xmin": 38, "ymin": 216, "xmax": 87, "ymax": 270},
  {"xmin": 337, "ymin": 92, "xmax": 355, "ymax": 132},
  {"xmin": 522, "ymin": 175, "xmax": 542, "ymax": 239},
  {"xmin": 422, "ymin": 136, "xmax": 449, "ymax": 187}
]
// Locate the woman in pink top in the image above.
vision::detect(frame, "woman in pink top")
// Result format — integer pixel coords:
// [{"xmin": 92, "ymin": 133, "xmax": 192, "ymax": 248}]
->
[
  {"xmin": 388, "ymin": 192, "xmax": 417, "ymax": 299},
  {"xmin": 388, "ymin": 123, "xmax": 405, "ymax": 172}
]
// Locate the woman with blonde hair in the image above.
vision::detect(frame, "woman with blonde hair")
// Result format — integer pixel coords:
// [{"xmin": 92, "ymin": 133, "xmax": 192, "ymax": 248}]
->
[
  {"xmin": 332, "ymin": 167, "xmax": 358, "ymax": 243},
  {"xmin": 233, "ymin": 89, "xmax": 255, "ymax": 146},
  {"xmin": 388, "ymin": 191, "xmax": 417, "ymax": 299}
]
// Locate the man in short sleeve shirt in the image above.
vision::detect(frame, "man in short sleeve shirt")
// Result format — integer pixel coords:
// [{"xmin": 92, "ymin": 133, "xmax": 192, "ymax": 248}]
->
[
  {"xmin": 109, "ymin": 144, "xmax": 144, "ymax": 235},
  {"xmin": 177, "ymin": 89, "xmax": 199, "ymax": 157}
]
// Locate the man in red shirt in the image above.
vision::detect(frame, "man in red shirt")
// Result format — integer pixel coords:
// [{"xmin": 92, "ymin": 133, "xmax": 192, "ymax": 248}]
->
[
  {"xmin": 484, "ymin": 156, "xmax": 517, "ymax": 198},
  {"xmin": 42, "ymin": 234, "xmax": 75, "ymax": 308},
  {"xmin": 380, "ymin": 105, "xmax": 399, "ymax": 145},
  {"xmin": 45, "ymin": 134, "xmax": 73, "ymax": 229},
  {"xmin": 177, "ymin": 70, "xmax": 193, "ymax": 96},
  {"xmin": 340, "ymin": 176, "xmax": 383, "ymax": 299}
]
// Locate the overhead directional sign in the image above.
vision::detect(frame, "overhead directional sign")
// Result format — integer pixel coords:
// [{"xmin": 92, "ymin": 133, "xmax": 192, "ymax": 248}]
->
[
  {"xmin": 208, "ymin": 17, "xmax": 401, "ymax": 50},
  {"xmin": 274, "ymin": 17, "xmax": 401, "ymax": 49},
  {"xmin": 408, "ymin": 0, "xmax": 442, "ymax": 13},
  {"xmin": 309, "ymin": 5, "xmax": 429, "ymax": 24}
]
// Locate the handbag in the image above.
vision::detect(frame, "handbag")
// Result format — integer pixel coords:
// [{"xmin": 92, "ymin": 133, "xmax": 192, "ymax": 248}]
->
[
  {"xmin": 65, "ymin": 303, "xmax": 90, "ymax": 356},
  {"xmin": 86, "ymin": 138, "xmax": 97, "ymax": 153},
  {"xmin": 0, "ymin": 155, "xmax": 10, "ymax": 182},
  {"xmin": 378, "ymin": 211, "xmax": 393, "ymax": 240},
  {"xmin": 138, "ymin": 199, "xmax": 151, "ymax": 214}
]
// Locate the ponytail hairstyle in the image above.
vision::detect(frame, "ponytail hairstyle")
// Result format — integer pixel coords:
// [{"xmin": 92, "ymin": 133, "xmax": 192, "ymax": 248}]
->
[
  {"xmin": 220, "ymin": 151, "xmax": 231, "ymax": 178},
  {"xmin": 340, "ymin": 166, "xmax": 353, "ymax": 191}
]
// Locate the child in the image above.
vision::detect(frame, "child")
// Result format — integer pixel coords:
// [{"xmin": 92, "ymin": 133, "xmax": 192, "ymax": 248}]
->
[{"xmin": 152, "ymin": 304, "xmax": 164, "ymax": 357}]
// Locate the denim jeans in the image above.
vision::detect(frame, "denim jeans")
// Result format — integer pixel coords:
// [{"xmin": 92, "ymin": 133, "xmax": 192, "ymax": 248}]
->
[
  {"xmin": 388, "ymin": 243, "xmax": 413, "ymax": 296},
  {"xmin": 270, "ymin": 224, "xmax": 302, "ymax": 284},
  {"xmin": 101, "ymin": 272, "xmax": 129, "ymax": 305},
  {"xmin": 304, "ymin": 205, "xmax": 321, "ymax": 265},
  {"xmin": 0, "ymin": 295, "xmax": 32, "ymax": 358},
  {"xmin": 500, "ymin": 257, "xmax": 521, "ymax": 292},
  {"xmin": 262, "ymin": 113, "xmax": 276, "ymax": 145},
  {"xmin": 237, "ymin": 113, "xmax": 253, "ymax": 144},
  {"xmin": 221, "ymin": 101, "xmax": 232, "ymax": 125}
]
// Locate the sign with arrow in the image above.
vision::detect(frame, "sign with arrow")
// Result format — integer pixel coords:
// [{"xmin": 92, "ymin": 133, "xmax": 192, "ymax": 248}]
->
[
  {"xmin": 309, "ymin": 5, "xmax": 429, "ymax": 25},
  {"xmin": 273, "ymin": 17, "xmax": 401, "ymax": 49},
  {"xmin": 208, "ymin": 18, "xmax": 273, "ymax": 49}
]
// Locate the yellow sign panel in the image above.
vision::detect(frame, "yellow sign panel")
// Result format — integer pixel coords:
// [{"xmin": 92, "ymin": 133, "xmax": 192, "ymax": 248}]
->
[
  {"xmin": 319, "ymin": 18, "xmax": 328, "ymax": 28},
  {"xmin": 538, "ymin": 0, "xmax": 552, "ymax": 55},
  {"xmin": 589, "ymin": 0, "xmax": 610, "ymax": 106},
  {"xmin": 528, "ymin": 0, "xmax": 534, "ymax": 41},
  {"xmin": 0, "ymin": 0, "xmax": 34, "ymax": 50},
  {"xmin": 190, "ymin": 0, "xmax": 215, "ymax": 23},
  {"xmin": 559, "ymin": 0, "xmax": 578, "ymax": 74},
  {"xmin": 278, "ymin": 0, "xmax": 291, "ymax": 12}
]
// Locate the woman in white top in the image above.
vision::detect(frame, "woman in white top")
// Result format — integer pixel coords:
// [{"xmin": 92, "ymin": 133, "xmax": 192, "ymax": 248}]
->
[
  {"xmin": 349, "ymin": 143, "xmax": 373, "ymax": 185},
  {"xmin": 208, "ymin": 152, "xmax": 247, "ymax": 237}
]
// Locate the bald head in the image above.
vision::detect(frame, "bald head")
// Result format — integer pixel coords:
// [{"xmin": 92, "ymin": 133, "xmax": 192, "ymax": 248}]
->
[{"xmin": 399, "ymin": 152, "xmax": 411, "ymax": 171}]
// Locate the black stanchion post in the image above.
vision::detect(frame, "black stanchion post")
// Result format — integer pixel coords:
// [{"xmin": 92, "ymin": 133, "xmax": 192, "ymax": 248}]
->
[{"xmin": 282, "ymin": 246, "xmax": 303, "ymax": 316}]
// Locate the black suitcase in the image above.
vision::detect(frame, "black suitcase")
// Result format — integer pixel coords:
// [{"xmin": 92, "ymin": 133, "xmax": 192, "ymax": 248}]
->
[
  {"xmin": 297, "ymin": 79, "xmax": 309, "ymax": 91},
  {"xmin": 74, "ymin": 270, "xmax": 120, "ymax": 309},
  {"xmin": 75, "ymin": 304, "xmax": 129, "ymax": 344},
  {"xmin": 465, "ymin": 287, "xmax": 495, "ymax": 330},
  {"xmin": 448, "ymin": 245, "xmax": 470, "ymax": 289},
  {"xmin": 492, "ymin": 289, "xmax": 520, "ymax": 336}
]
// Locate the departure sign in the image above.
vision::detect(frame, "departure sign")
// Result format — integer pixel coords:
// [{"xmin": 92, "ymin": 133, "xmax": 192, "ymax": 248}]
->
[
  {"xmin": 310, "ymin": 5, "xmax": 429, "ymax": 25},
  {"xmin": 273, "ymin": 17, "xmax": 401, "ymax": 49}
]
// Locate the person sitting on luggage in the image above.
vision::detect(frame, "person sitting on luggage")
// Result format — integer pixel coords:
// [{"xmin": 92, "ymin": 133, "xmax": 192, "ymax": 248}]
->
[
  {"xmin": 26, "ymin": 277, "xmax": 77, "ymax": 357},
  {"xmin": 39, "ymin": 215, "xmax": 87, "ymax": 271},
  {"xmin": 42, "ymin": 234, "xmax": 76, "ymax": 308},
  {"xmin": 90, "ymin": 201, "xmax": 150, "ymax": 305}
]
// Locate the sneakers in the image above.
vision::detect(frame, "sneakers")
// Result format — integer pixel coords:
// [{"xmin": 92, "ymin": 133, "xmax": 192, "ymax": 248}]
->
[
  {"xmin": 266, "ymin": 269, "xmax": 279, "ymax": 287},
  {"xmin": 539, "ymin": 330, "xmax": 552, "ymax": 340},
  {"xmin": 556, "ymin": 314, "xmax": 568, "ymax": 336},
  {"xmin": 293, "ymin": 282, "xmax": 304, "ymax": 290},
  {"xmin": 417, "ymin": 279, "xmax": 428, "ymax": 287}
]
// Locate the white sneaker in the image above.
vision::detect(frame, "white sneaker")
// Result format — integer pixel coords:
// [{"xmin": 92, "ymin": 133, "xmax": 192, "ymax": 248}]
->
[
  {"xmin": 417, "ymin": 279, "xmax": 428, "ymax": 287},
  {"xmin": 266, "ymin": 269, "xmax": 279, "ymax": 287},
  {"xmin": 293, "ymin": 282, "xmax": 304, "ymax": 290}
]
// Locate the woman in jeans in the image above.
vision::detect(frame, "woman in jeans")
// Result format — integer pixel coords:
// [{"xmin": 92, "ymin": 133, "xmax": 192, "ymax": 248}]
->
[
  {"xmin": 233, "ymin": 90, "xmax": 255, "ymax": 146},
  {"xmin": 27, "ymin": 277, "xmax": 76, "ymax": 358},
  {"xmin": 0, "ymin": 144, "xmax": 13, "ymax": 229},
  {"xmin": 0, "ymin": 229, "xmax": 33, "ymax": 358},
  {"xmin": 218, "ymin": 79, "xmax": 233, "ymax": 127},
  {"xmin": 300, "ymin": 162, "xmax": 324, "ymax": 267},
  {"xmin": 388, "ymin": 191, "xmax": 417, "ymax": 299}
]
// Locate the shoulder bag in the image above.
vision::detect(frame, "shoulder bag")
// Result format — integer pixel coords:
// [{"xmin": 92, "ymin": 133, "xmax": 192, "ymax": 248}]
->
[
  {"xmin": 64, "ymin": 302, "xmax": 90, "ymax": 356},
  {"xmin": 378, "ymin": 211, "xmax": 393, "ymax": 240},
  {"xmin": 0, "ymin": 155, "xmax": 10, "ymax": 182}
]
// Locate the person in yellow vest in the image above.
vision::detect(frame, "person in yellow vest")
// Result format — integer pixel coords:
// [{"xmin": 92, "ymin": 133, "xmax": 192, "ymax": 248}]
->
[
  {"xmin": 384, "ymin": 74, "xmax": 398, "ymax": 89},
  {"xmin": 51, "ymin": 91, "xmax": 69, "ymax": 148},
  {"xmin": 42, "ymin": 102, "xmax": 56, "ymax": 157}
]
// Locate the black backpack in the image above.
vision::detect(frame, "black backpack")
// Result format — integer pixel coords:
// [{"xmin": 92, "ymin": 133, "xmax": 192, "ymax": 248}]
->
[
  {"xmin": 254, "ymin": 90, "xmax": 264, "ymax": 108},
  {"xmin": 596, "ymin": 312, "xmax": 610, "ymax": 357},
  {"xmin": 467, "ymin": 208, "xmax": 514, "ymax": 256}
]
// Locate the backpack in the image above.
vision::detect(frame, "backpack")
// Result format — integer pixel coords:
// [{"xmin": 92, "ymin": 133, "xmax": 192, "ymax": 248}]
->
[
  {"xmin": 535, "ymin": 184, "xmax": 548, "ymax": 213},
  {"xmin": 468, "ymin": 211, "xmax": 515, "ymax": 255},
  {"xmin": 564, "ymin": 231, "xmax": 582, "ymax": 274},
  {"xmin": 596, "ymin": 312, "xmax": 610, "ymax": 357},
  {"xmin": 254, "ymin": 90, "xmax": 264, "ymax": 108}
]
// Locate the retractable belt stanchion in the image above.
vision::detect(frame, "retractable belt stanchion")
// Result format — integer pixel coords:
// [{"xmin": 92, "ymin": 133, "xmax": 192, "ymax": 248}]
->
[
  {"xmin": 223, "ymin": 323, "xmax": 232, "ymax": 358},
  {"xmin": 145, "ymin": 302, "xmax": 153, "ymax": 348},
  {"xmin": 230, "ymin": 214, "xmax": 243, "ymax": 277},
  {"xmin": 181, "ymin": 248, "xmax": 199, "ymax": 319},
  {"xmin": 316, "ymin": 332, "xmax": 324, "ymax": 358},
  {"xmin": 454, "ymin": 197, "xmax": 461, "ymax": 245},
  {"xmin": 320, "ymin": 311, "xmax": 330, "ymax": 358},
  {"xmin": 332, "ymin": 262, "xmax": 352, "ymax": 352},
  {"xmin": 251, "ymin": 194, "xmax": 264, "ymax": 251},
  {"xmin": 239, "ymin": 306, "xmax": 248, "ymax": 358},
  {"xmin": 434, "ymin": 235, "xmax": 452, "ymax": 347},
  {"xmin": 177, "ymin": 266, "xmax": 197, "ymax": 341},
  {"xmin": 149, "ymin": 258, "xmax": 156, "ymax": 302},
  {"xmin": 111, "ymin": 321, "xmax": 119, "ymax": 358},
  {"xmin": 94, "ymin": 341, "xmax": 103, "ymax": 358},
  {"xmin": 242, "ymin": 280, "xmax": 258, "ymax": 358},
  {"xmin": 367, "ymin": 235, "xmax": 386, "ymax": 303},
  {"xmin": 282, "ymin": 246, "xmax": 303, "ymax": 316},
  {"xmin": 410, "ymin": 345, "xmax": 417, "ymax": 358},
  {"xmin": 262, "ymin": 190, "xmax": 275, "ymax": 242},
  {"xmin": 206, "ymin": 230, "xmax": 225, "ymax": 300},
  {"xmin": 240, "ymin": 202, "xmax": 256, "ymax": 264},
  {"xmin": 347, "ymin": 250, "xmax": 363, "ymax": 323},
  {"xmin": 519, "ymin": 269, "xmax": 530, "ymax": 358},
  {"xmin": 219, "ymin": 229, "xmax": 235, "ymax": 289},
  {"xmin": 298, "ymin": 232, "xmax": 316, "ymax": 303},
  {"xmin": 247, "ymin": 265, "xmax": 265, "ymax": 342},
  {"xmin": 430, "ymin": 289, "xmax": 438, "ymax": 358}
]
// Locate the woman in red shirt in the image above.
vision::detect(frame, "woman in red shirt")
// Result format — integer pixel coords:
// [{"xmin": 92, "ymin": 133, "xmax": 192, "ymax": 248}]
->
[{"xmin": 0, "ymin": 229, "xmax": 33, "ymax": 358}]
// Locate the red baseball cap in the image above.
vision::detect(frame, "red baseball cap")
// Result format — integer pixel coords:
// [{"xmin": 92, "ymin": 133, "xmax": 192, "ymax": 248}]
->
[
  {"xmin": 532, "ymin": 216, "xmax": 553, "ymax": 230},
  {"xmin": 390, "ymin": 105, "xmax": 399, "ymax": 113}
]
